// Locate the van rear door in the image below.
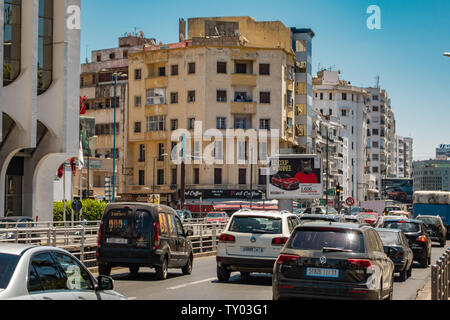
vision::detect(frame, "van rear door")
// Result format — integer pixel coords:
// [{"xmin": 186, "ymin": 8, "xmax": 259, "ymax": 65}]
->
[{"xmin": 103, "ymin": 208, "xmax": 133, "ymax": 247}]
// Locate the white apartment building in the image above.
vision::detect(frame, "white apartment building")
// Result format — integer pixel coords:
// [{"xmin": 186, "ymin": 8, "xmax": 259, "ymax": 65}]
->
[
  {"xmin": 396, "ymin": 135, "xmax": 413, "ymax": 178},
  {"xmin": 312, "ymin": 70, "xmax": 371, "ymax": 204},
  {"xmin": 0, "ymin": 0, "xmax": 80, "ymax": 220}
]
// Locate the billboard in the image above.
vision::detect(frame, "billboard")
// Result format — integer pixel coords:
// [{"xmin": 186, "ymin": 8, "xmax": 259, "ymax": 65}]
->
[
  {"xmin": 80, "ymin": 116, "xmax": 96, "ymax": 157},
  {"xmin": 267, "ymin": 155, "xmax": 323, "ymax": 200},
  {"xmin": 381, "ymin": 178, "xmax": 413, "ymax": 203}
]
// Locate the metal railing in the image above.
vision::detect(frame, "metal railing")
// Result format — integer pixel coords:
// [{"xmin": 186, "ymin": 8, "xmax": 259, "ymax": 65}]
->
[
  {"xmin": 431, "ymin": 248, "xmax": 450, "ymax": 300},
  {"xmin": 0, "ymin": 220, "xmax": 228, "ymax": 266}
]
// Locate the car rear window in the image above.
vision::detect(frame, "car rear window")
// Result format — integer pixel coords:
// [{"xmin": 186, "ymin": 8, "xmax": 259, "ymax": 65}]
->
[
  {"xmin": 135, "ymin": 210, "xmax": 153, "ymax": 245},
  {"xmin": 288, "ymin": 229, "xmax": 365, "ymax": 253},
  {"xmin": 0, "ymin": 253, "xmax": 20, "ymax": 289},
  {"xmin": 229, "ymin": 216, "xmax": 282, "ymax": 234},
  {"xmin": 377, "ymin": 231, "xmax": 400, "ymax": 246},
  {"xmin": 418, "ymin": 217, "xmax": 440, "ymax": 227},
  {"xmin": 104, "ymin": 208, "xmax": 131, "ymax": 235},
  {"xmin": 383, "ymin": 221, "xmax": 420, "ymax": 233}
]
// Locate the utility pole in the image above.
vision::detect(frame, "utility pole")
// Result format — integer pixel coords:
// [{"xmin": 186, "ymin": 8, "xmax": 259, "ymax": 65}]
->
[
  {"xmin": 250, "ymin": 147, "xmax": 253, "ymax": 209},
  {"xmin": 326, "ymin": 124, "xmax": 329, "ymax": 214}
]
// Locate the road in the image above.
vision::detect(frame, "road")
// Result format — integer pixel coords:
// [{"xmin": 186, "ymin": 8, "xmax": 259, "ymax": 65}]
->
[{"xmin": 109, "ymin": 240, "xmax": 450, "ymax": 300}]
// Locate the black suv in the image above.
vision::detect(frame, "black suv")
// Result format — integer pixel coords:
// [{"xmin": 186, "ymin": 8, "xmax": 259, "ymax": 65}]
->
[
  {"xmin": 382, "ymin": 218, "xmax": 432, "ymax": 268},
  {"xmin": 97, "ymin": 203, "xmax": 194, "ymax": 280},
  {"xmin": 416, "ymin": 215, "xmax": 447, "ymax": 247},
  {"xmin": 273, "ymin": 222, "xmax": 395, "ymax": 300}
]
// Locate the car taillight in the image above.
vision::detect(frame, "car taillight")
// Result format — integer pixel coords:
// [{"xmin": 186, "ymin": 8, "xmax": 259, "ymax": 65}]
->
[
  {"xmin": 276, "ymin": 254, "xmax": 299, "ymax": 265},
  {"xmin": 348, "ymin": 259, "xmax": 375, "ymax": 274},
  {"xmin": 97, "ymin": 220, "xmax": 103, "ymax": 247},
  {"xmin": 219, "ymin": 234, "xmax": 235, "ymax": 243},
  {"xmin": 272, "ymin": 237, "xmax": 288, "ymax": 246},
  {"xmin": 154, "ymin": 221, "xmax": 160, "ymax": 249},
  {"xmin": 416, "ymin": 235, "xmax": 427, "ymax": 243}
]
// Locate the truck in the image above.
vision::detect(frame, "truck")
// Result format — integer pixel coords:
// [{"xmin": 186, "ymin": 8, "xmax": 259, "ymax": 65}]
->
[
  {"xmin": 360, "ymin": 199, "xmax": 404, "ymax": 216},
  {"xmin": 413, "ymin": 191, "xmax": 450, "ymax": 238}
]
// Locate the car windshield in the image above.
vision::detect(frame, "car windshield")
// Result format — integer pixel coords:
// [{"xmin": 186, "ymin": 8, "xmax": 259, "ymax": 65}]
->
[
  {"xmin": 418, "ymin": 217, "xmax": 440, "ymax": 227},
  {"xmin": 289, "ymin": 229, "xmax": 365, "ymax": 253},
  {"xmin": 229, "ymin": 216, "xmax": 282, "ymax": 234},
  {"xmin": 383, "ymin": 221, "xmax": 420, "ymax": 233},
  {"xmin": 0, "ymin": 253, "xmax": 20, "ymax": 289},
  {"xmin": 377, "ymin": 231, "xmax": 400, "ymax": 246},
  {"xmin": 300, "ymin": 216, "xmax": 333, "ymax": 222}
]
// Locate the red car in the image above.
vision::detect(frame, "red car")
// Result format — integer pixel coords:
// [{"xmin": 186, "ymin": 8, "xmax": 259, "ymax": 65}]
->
[
  {"xmin": 206, "ymin": 212, "xmax": 228, "ymax": 224},
  {"xmin": 358, "ymin": 212, "xmax": 379, "ymax": 227},
  {"xmin": 271, "ymin": 173, "xmax": 300, "ymax": 191}
]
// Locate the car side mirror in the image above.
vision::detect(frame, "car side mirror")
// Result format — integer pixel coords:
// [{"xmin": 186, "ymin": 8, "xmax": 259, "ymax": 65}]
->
[
  {"xmin": 186, "ymin": 229, "xmax": 193, "ymax": 237},
  {"xmin": 97, "ymin": 275, "xmax": 114, "ymax": 291}
]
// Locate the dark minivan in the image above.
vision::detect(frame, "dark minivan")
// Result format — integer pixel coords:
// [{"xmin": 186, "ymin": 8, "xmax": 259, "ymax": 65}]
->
[{"xmin": 97, "ymin": 203, "xmax": 194, "ymax": 280}]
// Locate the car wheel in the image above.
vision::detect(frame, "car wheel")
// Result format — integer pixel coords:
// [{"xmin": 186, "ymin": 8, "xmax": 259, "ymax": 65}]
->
[
  {"xmin": 182, "ymin": 255, "xmax": 193, "ymax": 275},
  {"xmin": 217, "ymin": 265, "xmax": 231, "ymax": 283},
  {"xmin": 407, "ymin": 262, "xmax": 413, "ymax": 278},
  {"xmin": 399, "ymin": 268, "xmax": 408, "ymax": 282},
  {"xmin": 129, "ymin": 265, "xmax": 140, "ymax": 275},
  {"xmin": 155, "ymin": 256, "xmax": 168, "ymax": 280},
  {"xmin": 428, "ymin": 254, "xmax": 431, "ymax": 266},
  {"xmin": 440, "ymin": 238, "xmax": 446, "ymax": 248},
  {"xmin": 419, "ymin": 257, "xmax": 428, "ymax": 268},
  {"xmin": 386, "ymin": 275, "xmax": 394, "ymax": 300},
  {"xmin": 98, "ymin": 263, "xmax": 111, "ymax": 276},
  {"xmin": 240, "ymin": 272, "xmax": 250, "ymax": 278}
]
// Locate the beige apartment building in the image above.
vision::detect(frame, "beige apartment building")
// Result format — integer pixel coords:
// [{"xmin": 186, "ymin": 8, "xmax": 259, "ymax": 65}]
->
[{"xmin": 122, "ymin": 17, "xmax": 298, "ymax": 206}]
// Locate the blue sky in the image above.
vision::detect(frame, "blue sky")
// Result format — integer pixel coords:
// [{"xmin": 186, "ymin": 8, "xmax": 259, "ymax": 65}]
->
[{"xmin": 81, "ymin": 0, "xmax": 450, "ymax": 161}]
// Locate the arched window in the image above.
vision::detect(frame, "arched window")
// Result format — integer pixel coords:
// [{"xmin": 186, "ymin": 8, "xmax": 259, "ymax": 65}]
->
[
  {"xmin": 37, "ymin": 0, "xmax": 53, "ymax": 95},
  {"xmin": 3, "ymin": 0, "xmax": 21, "ymax": 86}
]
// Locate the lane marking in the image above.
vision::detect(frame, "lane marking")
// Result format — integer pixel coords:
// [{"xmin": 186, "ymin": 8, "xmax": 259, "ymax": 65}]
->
[{"xmin": 167, "ymin": 277, "xmax": 216, "ymax": 290}]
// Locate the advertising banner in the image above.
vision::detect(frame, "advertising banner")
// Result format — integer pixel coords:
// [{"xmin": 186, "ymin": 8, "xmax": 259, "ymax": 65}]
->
[
  {"xmin": 267, "ymin": 155, "xmax": 323, "ymax": 200},
  {"xmin": 381, "ymin": 179, "xmax": 413, "ymax": 203}
]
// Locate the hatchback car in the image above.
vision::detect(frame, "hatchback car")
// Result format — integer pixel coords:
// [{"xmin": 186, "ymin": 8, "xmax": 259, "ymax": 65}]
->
[
  {"xmin": 273, "ymin": 222, "xmax": 394, "ymax": 300},
  {"xmin": 358, "ymin": 212, "xmax": 379, "ymax": 227},
  {"xmin": 0, "ymin": 244, "xmax": 125, "ymax": 300},
  {"xmin": 216, "ymin": 210, "xmax": 300, "ymax": 282},
  {"xmin": 375, "ymin": 228, "xmax": 413, "ymax": 282},
  {"xmin": 97, "ymin": 203, "xmax": 194, "ymax": 280},
  {"xmin": 416, "ymin": 215, "xmax": 447, "ymax": 247},
  {"xmin": 382, "ymin": 218, "xmax": 432, "ymax": 268},
  {"xmin": 206, "ymin": 212, "xmax": 228, "ymax": 224}
]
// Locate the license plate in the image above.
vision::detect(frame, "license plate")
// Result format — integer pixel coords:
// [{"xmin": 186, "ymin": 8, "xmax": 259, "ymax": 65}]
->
[
  {"xmin": 106, "ymin": 238, "xmax": 128, "ymax": 244},
  {"xmin": 306, "ymin": 268, "xmax": 339, "ymax": 278},
  {"xmin": 241, "ymin": 247, "xmax": 264, "ymax": 254}
]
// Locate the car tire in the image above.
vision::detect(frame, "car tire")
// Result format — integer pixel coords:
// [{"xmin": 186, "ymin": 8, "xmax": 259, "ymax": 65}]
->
[
  {"xmin": 407, "ymin": 262, "xmax": 413, "ymax": 278},
  {"xmin": 428, "ymin": 254, "xmax": 431, "ymax": 266},
  {"xmin": 419, "ymin": 257, "xmax": 428, "ymax": 268},
  {"xmin": 440, "ymin": 238, "xmax": 446, "ymax": 248},
  {"xmin": 129, "ymin": 265, "xmax": 140, "ymax": 275},
  {"xmin": 98, "ymin": 263, "xmax": 111, "ymax": 276},
  {"xmin": 386, "ymin": 275, "xmax": 394, "ymax": 300},
  {"xmin": 399, "ymin": 268, "xmax": 408, "ymax": 282},
  {"xmin": 155, "ymin": 256, "xmax": 168, "ymax": 280},
  {"xmin": 240, "ymin": 272, "xmax": 250, "ymax": 278},
  {"xmin": 217, "ymin": 265, "xmax": 231, "ymax": 283},
  {"xmin": 182, "ymin": 255, "xmax": 193, "ymax": 275}
]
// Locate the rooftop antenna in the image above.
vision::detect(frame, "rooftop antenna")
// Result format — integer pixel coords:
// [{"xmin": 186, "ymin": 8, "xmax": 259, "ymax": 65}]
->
[{"xmin": 375, "ymin": 75, "xmax": 380, "ymax": 88}]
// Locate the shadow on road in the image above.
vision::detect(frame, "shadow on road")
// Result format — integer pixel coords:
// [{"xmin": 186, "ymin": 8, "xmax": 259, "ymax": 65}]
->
[
  {"xmin": 210, "ymin": 273, "xmax": 273, "ymax": 287},
  {"xmin": 112, "ymin": 269, "xmax": 186, "ymax": 282}
]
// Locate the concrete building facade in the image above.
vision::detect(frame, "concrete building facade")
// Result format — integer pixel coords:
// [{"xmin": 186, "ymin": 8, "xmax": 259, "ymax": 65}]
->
[
  {"xmin": 413, "ymin": 160, "xmax": 450, "ymax": 192},
  {"xmin": 396, "ymin": 135, "xmax": 413, "ymax": 178},
  {"xmin": 0, "ymin": 0, "xmax": 80, "ymax": 220}
]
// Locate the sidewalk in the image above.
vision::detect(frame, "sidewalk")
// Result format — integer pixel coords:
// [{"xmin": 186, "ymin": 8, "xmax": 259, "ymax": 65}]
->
[{"xmin": 415, "ymin": 278, "xmax": 432, "ymax": 300}]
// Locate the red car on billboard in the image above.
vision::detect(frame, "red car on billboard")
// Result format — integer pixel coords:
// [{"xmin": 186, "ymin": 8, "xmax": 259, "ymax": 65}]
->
[{"xmin": 271, "ymin": 173, "xmax": 300, "ymax": 191}]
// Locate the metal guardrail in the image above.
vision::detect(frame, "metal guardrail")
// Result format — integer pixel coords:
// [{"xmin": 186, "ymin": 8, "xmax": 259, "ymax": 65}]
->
[
  {"xmin": 431, "ymin": 248, "xmax": 450, "ymax": 300},
  {"xmin": 0, "ymin": 220, "xmax": 228, "ymax": 266}
]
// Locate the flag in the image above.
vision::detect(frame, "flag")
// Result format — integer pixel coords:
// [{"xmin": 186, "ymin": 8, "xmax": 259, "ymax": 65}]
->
[
  {"xmin": 78, "ymin": 140, "xmax": 84, "ymax": 170},
  {"xmin": 80, "ymin": 96, "xmax": 87, "ymax": 115}
]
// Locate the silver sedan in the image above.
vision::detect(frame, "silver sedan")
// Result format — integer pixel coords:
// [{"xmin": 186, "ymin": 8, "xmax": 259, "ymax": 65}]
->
[{"xmin": 0, "ymin": 244, "xmax": 126, "ymax": 300}]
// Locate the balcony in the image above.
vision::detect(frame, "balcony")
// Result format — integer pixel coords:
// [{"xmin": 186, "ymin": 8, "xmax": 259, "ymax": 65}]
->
[
  {"xmin": 231, "ymin": 73, "xmax": 257, "ymax": 87},
  {"xmin": 145, "ymin": 104, "xmax": 168, "ymax": 116},
  {"xmin": 144, "ymin": 131, "xmax": 168, "ymax": 141},
  {"xmin": 146, "ymin": 76, "xmax": 168, "ymax": 89},
  {"xmin": 231, "ymin": 101, "xmax": 257, "ymax": 114}
]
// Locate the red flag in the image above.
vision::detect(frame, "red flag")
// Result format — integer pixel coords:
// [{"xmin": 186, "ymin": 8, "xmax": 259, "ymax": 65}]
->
[{"xmin": 80, "ymin": 96, "xmax": 88, "ymax": 115}]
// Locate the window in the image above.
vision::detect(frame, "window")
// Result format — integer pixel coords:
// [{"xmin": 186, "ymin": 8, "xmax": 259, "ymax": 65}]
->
[
  {"xmin": 329, "ymin": 109, "xmax": 333, "ymax": 116},
  {"xmin": 239, "ymin": 168, "xmax": 246, "ymax": 185},
  {"xmin": 234, "ymin": 116, "xmax": 251, "ymax": 129},
  {"xmin": 52, "ymin": 252, "xmax": 94, "ymax": 291},
  {"xmin": 373, "ymin": 129, "xmax": 379, "ymax": 135},
  {"xmin": 187, "ymin": 90, "xmax": 195, "ymax": 103},
  {"xmin": 187, "ymin": 118, "xmax": 195, "ymax": 130},
  {"xmin": 216, "ymin": 117, "xmax": 226, "ymax": 130},
  {"xmin": 235, "ymin": 63, "xmax": 247, "ymax": 74},
  {"xmin": 123, "ymin": 50, "xmax": 128, "ymax": 58},
  {"xmin": 238, "ymin": 141, "xmax": 247, "ymax": 161},
  {"xmin": 157, "ymin": 170, "xmax": 164, "ymax": 185},
  {"xmin": 217, "ymin": 61, "xmax": 227, "ymax": 74},
  {"xmin": 30, "ymin": 252, "xmax": 66, "ymax": 291},
  {"xmin": 258, "ymin": 169, "xmax": 267, "ymax": 185},
  {"xmin": 139, "ymin": 170, "xmax": 145, "ymax": 186},
  {"xmin": 341, "ymin": 110, "xmax": 347, "ymax": 117},
  {"xmin": 109, "ymin": 52, "xmax": 115, "ymax": 59},
  {"xmin": 260, "ymin": 119, "xmax": 271, "ymax": 130},
  {"xmin": 194, "ymin": 168, "xmax": 200, "ymax": 185},
  {"xmin": 146, "ymin": 88, "xmax": 166, "ymax": 105},
  {"xmin": 134, "ymin": 122, "xmax": 141, "ymax": 133},
  {"xmin": 188, "ymin": 62, "xmax": 196, "ymax": 74},
  {"xmin": 373, "ymin": 154, "xmax": 379, "ymax": 161},
  {"xmin": 134, "ymin": 96, "xmax": 142, "ymax": 107},
  {"xmin": 170, "ymin": 92, "xmax": 178, "ymax": 104},
  {"xmin": 372, "ymin": 95, "xmax": 379, "ymax": 101},
  {"xmin": 295, "ymin": 61, "xmax": 306, "ymax": 73},
  {"xmin": 135, "ymin": 69, "xmax": 142, "ymax": 80},
  {"xmin": 4, "ymin": 0, "xmax": 22, "ymax": 86},
  {"xmin": 260, "ymin": 92, "xmax": 271, "ymax": 104},
  {"xmin": 159, "ymin": 67, "xmax": 166, "ymax": 77},
  {"xmin": 146, "ymin": 116, "xmax": 166, "ymax": 132},
  {"xmin": 234, "ymin": 91, "xmax": 250, "ymax": 102},
  {"xmin": 171, "ymin": 64, "xmax": 178, "ymax": 76},
  {"xmin": 259, "ymin": 63, "xmax": 270, "ymax": 75},
  {"xmin": 37, "ymin": 0, "xmax": 53, "ymax": 95},
  {"xmin": 372, "ymin": 167, "xmax": 379, "ymax": 173},
  {"xmin": 373, "ymin": 141, "xmax": 379, "ymax": 148},
  {"xmin": 96, "ymin": 54, "xmax": 101, "ymax": 62},
  {"xmin": 158, "ymin": 144, "xmax": 165, "ymax": 161},
  {"xmin": 138, "ymin": 144, "xmax": 145, "ymax": 162},
  {"xmin": 214, "ymin": 168, "xmax": 222, "ymax": 185},
  {"xmin": 215, "ymin": 141, "xmax": 223, "ymax": 160},
  {"xmin": 259, "ymin": 141, "xmax": 268, "ymax": 161},
  {"xmin": 342, "ymin": 93, "xmax": 347, "ymax": 100},
  {"xmin": 175, "ymin": 217, "xmax": 185, "ymax": 236},
  {"xmin": 171, "ymin": 168, "xmax": 177, "ymax": 185},
  {"xmin": 171, "ymin": 142, "xmax": 178, "ymax": 161},
  {"xmin": 329, "ymin": 93, "xmax": 333, "ymax": 100},
  {"xmin": 170, "ymin": 119, "xmax": 178, "ymax": 131},
  {"xmin": 217, "ymin": 90, "xmax": 227, "ymax": 102},
  {"xmin": 295, "ymin": 40, "xmax": 307, "ymax": 52},
  {"xmin": 320, "ymin": 93, "xmax": 323, "ymax": 100}
]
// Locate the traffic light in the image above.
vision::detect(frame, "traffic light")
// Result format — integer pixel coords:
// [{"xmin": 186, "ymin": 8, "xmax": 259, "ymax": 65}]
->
[{"xmin": 336, "ymin": 184, "xmax": 341, "ymax": 196}]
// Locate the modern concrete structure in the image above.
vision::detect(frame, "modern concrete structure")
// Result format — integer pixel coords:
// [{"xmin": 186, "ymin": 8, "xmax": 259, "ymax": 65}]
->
[
  {"xmin": 0, "ymin": 0, "xmax": 80, "ymax": 221},
  {"xmin": 413, "ymin": 160, "xmax": 450, "ymax": 192},
  {"xmin": 396, "ymin": 135, "xmax": 413, "ymax": 178}
]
